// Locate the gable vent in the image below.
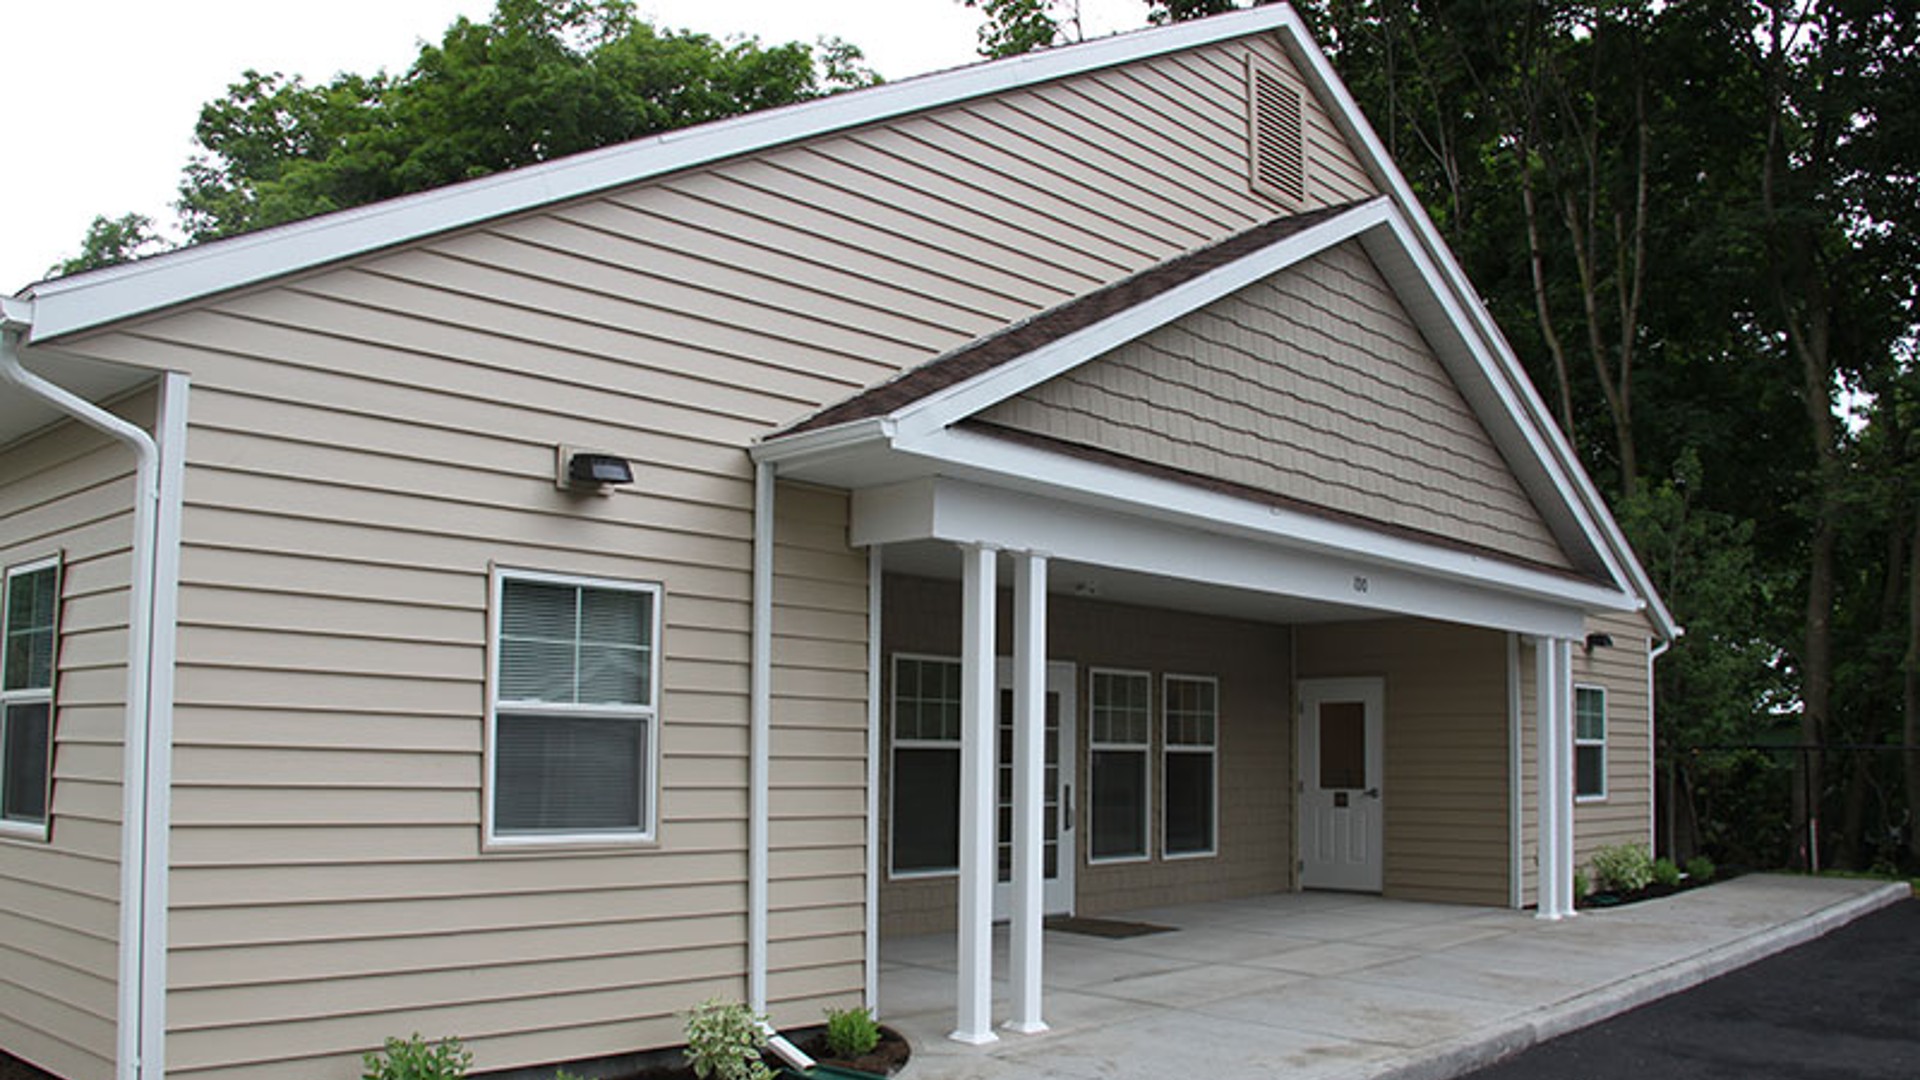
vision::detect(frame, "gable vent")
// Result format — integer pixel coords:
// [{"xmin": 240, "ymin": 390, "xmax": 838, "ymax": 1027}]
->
[{"xmin": 1248, "ymin": 59, "xmax": 1306, "ymax": 207}]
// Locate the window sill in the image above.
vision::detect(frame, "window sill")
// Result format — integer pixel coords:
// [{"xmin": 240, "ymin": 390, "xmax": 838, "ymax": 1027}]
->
[
  {"xmin": 482, "ymin": 831, "xmax": 658, "ymax": 854},
  {"xmin": 0, "ymin": 821, "xmax": 51, "ymax": 844}
]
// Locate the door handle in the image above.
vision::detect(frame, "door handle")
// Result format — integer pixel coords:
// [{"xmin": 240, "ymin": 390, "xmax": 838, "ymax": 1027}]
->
[{"xmin": 1364, "ymin": 787, "xmax": 1380, "ymax": 799}]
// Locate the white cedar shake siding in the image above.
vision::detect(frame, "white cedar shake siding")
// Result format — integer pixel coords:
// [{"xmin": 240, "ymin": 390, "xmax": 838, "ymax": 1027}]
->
[
  {"xmin": 6, "ymin": 28, "xmax": 1381, "ymax": 1080},
  {"xmin": 1295, "ymin": 619, "xmax": 1511, "ymax": 906},
  {"xmin": 1517, "ymin": 611, "xmax": 1656, "ymax": 909},
  {"xmin": 0, "ymin": 394, "xmax": 150, "ymax": 1080},
  {"xmin": 877, "ymin": 574, "xmax": 1291, "ymax": 937},
  {"xmin": 977, "ymin": 240, "xmax": 1569, "ymax": 570}
]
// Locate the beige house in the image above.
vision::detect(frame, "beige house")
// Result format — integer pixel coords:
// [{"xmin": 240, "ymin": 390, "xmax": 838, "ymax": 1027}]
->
[{"xmin": 0, "ymin": 7, "xmax": 1674, "ymax": 1079}]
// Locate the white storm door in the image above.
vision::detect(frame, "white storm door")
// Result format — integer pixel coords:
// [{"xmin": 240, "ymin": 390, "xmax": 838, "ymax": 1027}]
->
[
  {"xmin": 994, "ymin": 660, "xmax": 1076, "ymax": 918},
  {"xmin": 1297, "ymin": 677, "xmax": 1384, "ymax": 893}
]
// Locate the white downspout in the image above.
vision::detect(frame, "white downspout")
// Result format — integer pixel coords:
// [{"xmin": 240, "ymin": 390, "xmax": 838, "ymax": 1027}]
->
[
  {"xmin": 748, "ymin": 461, "xmax": 774, "ymax": 1013},
  {"xmin": 1, "ymin": 301, "xmax": 182, "ymax": 1080}
]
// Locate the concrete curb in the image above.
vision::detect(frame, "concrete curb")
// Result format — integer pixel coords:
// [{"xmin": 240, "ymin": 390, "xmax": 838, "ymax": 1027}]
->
[{"xmin": 1358, "ymin": 879, "xmax": 1913, "ymax": 1080}]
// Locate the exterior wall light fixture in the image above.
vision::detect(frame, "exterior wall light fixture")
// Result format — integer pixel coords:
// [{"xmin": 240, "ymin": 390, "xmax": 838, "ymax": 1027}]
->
[
  {"xmin": 557, "ymin": 446, "xmax": 633, "ymax": 497},
  {"xmin": 1584, "ymin": 632, "xmax": 1614, "ymax": 653}
]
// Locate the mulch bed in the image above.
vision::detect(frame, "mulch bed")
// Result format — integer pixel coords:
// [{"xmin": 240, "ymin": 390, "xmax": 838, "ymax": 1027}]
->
[{"xmin": 588, "ymin": 1024, "xmax": 910, "ymax": 1080}]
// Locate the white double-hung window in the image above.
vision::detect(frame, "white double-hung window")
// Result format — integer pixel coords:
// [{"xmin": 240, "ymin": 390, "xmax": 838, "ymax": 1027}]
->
[
  {"xmin": 2, "ymin": 557, "xmax": 60, "ymax": 837},
  {"xmin": 489, "ymin": 568, "xmax": 661, "ymax": 844}
]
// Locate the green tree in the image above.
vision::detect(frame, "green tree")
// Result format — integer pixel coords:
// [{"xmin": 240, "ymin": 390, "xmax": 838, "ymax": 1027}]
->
[
  {"xmin": 963, "ymin": 0, "xmax": 1074, "ymax": 59},
  {"xmin": 103, "ymin": 0, "xmax": 878, "ymax": 247},
  {"xmin": 48, "ymin": 213, "xmax": 174, "ymax": 276}
]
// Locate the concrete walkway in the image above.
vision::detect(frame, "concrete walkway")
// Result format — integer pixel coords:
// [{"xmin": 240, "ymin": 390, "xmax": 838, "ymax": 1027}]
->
[{"xmin": 880, "ymin": 875, "xmax": 1909, "ymax": 1080}]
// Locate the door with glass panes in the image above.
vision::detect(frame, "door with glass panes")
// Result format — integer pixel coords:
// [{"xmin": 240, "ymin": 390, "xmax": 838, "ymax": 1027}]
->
[{"xmin": 994, "ymin": 660, "xmax": 1075, "ymax": 918}]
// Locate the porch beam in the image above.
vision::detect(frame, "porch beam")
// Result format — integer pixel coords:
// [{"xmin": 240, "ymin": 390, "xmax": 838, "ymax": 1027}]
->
[
  {"xmin": 952, "ymin": 544, "xmax": 999, "ymax": 1044},
  {"xmin": 1007, "ymin": 552, "xmax": 1049, "ymax": 1034}
]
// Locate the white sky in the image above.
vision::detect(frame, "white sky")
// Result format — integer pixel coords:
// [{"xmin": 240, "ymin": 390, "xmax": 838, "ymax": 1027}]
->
[{"xmin": 0, "ymin": 0, "xmax": 1158, "ymax": 292}]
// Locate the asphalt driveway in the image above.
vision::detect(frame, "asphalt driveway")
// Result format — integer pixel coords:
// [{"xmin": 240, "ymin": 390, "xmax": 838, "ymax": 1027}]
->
[{"xmin": 1461, "ymin": 895, "xmax": 1920, "ymax": 1079}]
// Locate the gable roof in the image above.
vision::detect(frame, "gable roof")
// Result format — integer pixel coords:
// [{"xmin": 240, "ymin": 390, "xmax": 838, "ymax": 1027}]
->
[
  {"xmin": 757, "ymin": 195, "xmax": 1678, "ymax": 638},
  {"xmin": 13, "ymin": 6, "xmax": 1304, "ymax": 344}
]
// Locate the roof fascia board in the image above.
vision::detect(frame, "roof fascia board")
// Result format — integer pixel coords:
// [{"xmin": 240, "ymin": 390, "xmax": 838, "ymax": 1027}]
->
[
  {"xmin": 901, "ymin": 425, "xmax": 1641, "ymax": 618},
  {"xmin": 889, "ymin": 197, "xmax": 1392, "ymax": 442},
  {"xmin": 21, "ymin": 6, "xmax": 1297, "ymax": 344},
  {"xmin": 1274, "ymin": 10, "xmax": 1677, "ymax": 639}
]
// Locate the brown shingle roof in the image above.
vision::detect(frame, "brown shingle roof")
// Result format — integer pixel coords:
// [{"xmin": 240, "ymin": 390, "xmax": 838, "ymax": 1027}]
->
[{"xmin": 770, "ymin": 201, "xmax": 1367, "ymax": 438}]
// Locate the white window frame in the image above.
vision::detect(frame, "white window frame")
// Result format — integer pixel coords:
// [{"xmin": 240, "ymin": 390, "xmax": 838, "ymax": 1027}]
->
[
  {"xmin": 1088, "ymin": 667, "xmax": 1153, "ymax": 865},
  {"xmin": 887, "ymin": 653, "xmax": 963, "ymax": 880},
  {"xmin": 484, "ymin": 566, "xmax": 662, "ymax": 849},
  {"xmin": 1574, "ymin": 683, "xmax": 1607, "ymax": 803},
  {"xmin": 1161, "ymin": 673, "xmax": 1219, "ymax": 860},
  {"xmin": 1, "ymin": 555, "xmax": 61, "ymax": 842}
]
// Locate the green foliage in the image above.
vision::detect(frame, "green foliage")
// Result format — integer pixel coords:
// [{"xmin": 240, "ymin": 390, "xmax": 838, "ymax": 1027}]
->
[
  {"xmin": 48, "ymin": 213, "xmax": 173, "ymax": 278},
  {"xmin": 823, "ymin": 1005, "xmax": 880, "ymax": 1059},
  {"xmin": 1651, "ymin": 857, "xmax": 1683, "ymax": 888},
  {"xmin": 1685, "ymin": 855, "xmax": 1717, "ymax": 883},
  {"xmin": 132, "ymin": 0, "xmax": 880, "ymax": 243},
  {"xmin": 963, "ymin": 0, "xmax": 1064, "ymax": 58},
  {"xmin": 1572, "ymin": 867, "xmax": 1589, "ymax": 904},
  {"xmin": 1588, "ymin": 844, "xmax": 1656, "ymax": 895},
  {"xmin": 683, "ymin": 999, "xmax": 773, "ymax": 1080},
  {"xmin": 361, "ymin": 1034, "xmax": 473, "ymax": 1080}
]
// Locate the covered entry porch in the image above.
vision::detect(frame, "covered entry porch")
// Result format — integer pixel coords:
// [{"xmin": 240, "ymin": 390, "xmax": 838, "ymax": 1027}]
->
[{"xmin": 847, "ymin": 483, "xmax": 1603, "ymax": 1042}]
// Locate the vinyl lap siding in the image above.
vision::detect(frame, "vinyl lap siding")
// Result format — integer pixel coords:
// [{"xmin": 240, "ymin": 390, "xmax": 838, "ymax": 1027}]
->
[
  {"xmin": 979, "ymin": 242, "xmax": 1570, "ymax": 569},
  {"xmin": 0, "ymin": 396, "xmax": 151, "ymax": 1080},
  {"xmin": 30, "ymin": 29, "xmax": 1384, "ymax": 1077},
  {"xmin": 1516, "ymin": 612, "xmax": 1656, "ymax": 909},
  {"xmin": 1295, "ymin": 619, "xmax": 1510, "ymax": 906}
]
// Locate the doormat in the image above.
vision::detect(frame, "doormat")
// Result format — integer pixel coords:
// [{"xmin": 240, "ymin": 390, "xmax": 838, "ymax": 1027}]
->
[{"xmin": 1043, "ymin": 916, "xmax": 1176, "ymax": 939}]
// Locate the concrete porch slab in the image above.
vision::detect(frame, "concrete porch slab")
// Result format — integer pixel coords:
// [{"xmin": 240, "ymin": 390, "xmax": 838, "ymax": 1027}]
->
[{"xmin": 879, "ymin": 874, "xmax": 1908, "ymax": 1080}]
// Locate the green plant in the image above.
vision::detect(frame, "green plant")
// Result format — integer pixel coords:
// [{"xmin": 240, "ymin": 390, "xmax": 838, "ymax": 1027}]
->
[
  {"xmin": 362, "ymin": 1034, "xmax": 473, "ymax": 1080},
  {"xmin": 1588, "ymin": 843, "xmax": 1655, "ymax": 894},
  {"xmin": 1572, "ymin": 867, "xmax": 1590, "ymax": 904},
  {"xmin": 1651, "ymin": 857, "xmax": 1683, "ymax": 888},
  {"xmin": 1685, "ymin": 855, "xmax": 1717, "ymax": 883},
  {"xmin": 683, "ymin": 999, "xmax": 773, "ymax": 1080},
  {"xmin": 824, "ymin": 1005, "xmax": 880, "ymax": 1059}
]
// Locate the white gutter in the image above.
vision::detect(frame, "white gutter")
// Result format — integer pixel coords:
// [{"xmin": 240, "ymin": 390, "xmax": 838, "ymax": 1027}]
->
[
  {"xmin": 1, "ymin": 299, "xmax": 185, "ymax": 1080},
  {"xmin": 1649, "ymin": 636, "xmax": 1671, "ymax": 851},
  {"xmin": 748, "ymin": 461, "xmax": 775, "ymax": 1012}
]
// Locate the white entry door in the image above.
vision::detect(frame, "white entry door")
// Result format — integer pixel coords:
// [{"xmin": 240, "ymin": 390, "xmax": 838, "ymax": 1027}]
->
[
  {"xmin": 1297, "ymin": 677, "xmax": 1384, "ymax": 892},
  {"xmin": 993, "ymin": 660, "xmax": 1076, "ymax": 918}
]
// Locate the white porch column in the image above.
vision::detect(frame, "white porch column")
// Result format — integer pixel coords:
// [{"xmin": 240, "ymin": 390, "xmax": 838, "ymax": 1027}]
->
[
  {"xmin": 952, "ymin": 544, "xmax": 999, "ymax": 1044},
  {"xmin": 1006, "ymin": 552, "xmax": 1049, "ymax": 1035},
  {"xmin": 1535, "ymin": 636, "xmax": 1577, "ymax": 919}
]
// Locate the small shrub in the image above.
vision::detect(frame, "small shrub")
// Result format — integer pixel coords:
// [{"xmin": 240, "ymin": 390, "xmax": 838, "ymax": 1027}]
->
[
  {"xmin": 824, "ymin": 1006, "xmax": 880, "ymax": 1059},
  {"xmin": 1685, "ymin": 854, "xmax": 1717, "ymax": 883},
  {"xmin": 1572, "ymin": 867, "xmax": 1590, "ymax": 904},
  {"xmin": 362, "ymin": 1034, "xmax": 473, "ymax": 1080},
  {"xmin": 1588, "ymin": 843, "xmax": 1655, "ymax": 894},
  {"xmin": 684, "ymin": 999, "xmax": 774, "ymax": 1080},
  {"xmin": 1651, "ymin": 857, "xmax": 1683, "ymax": 888}
]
